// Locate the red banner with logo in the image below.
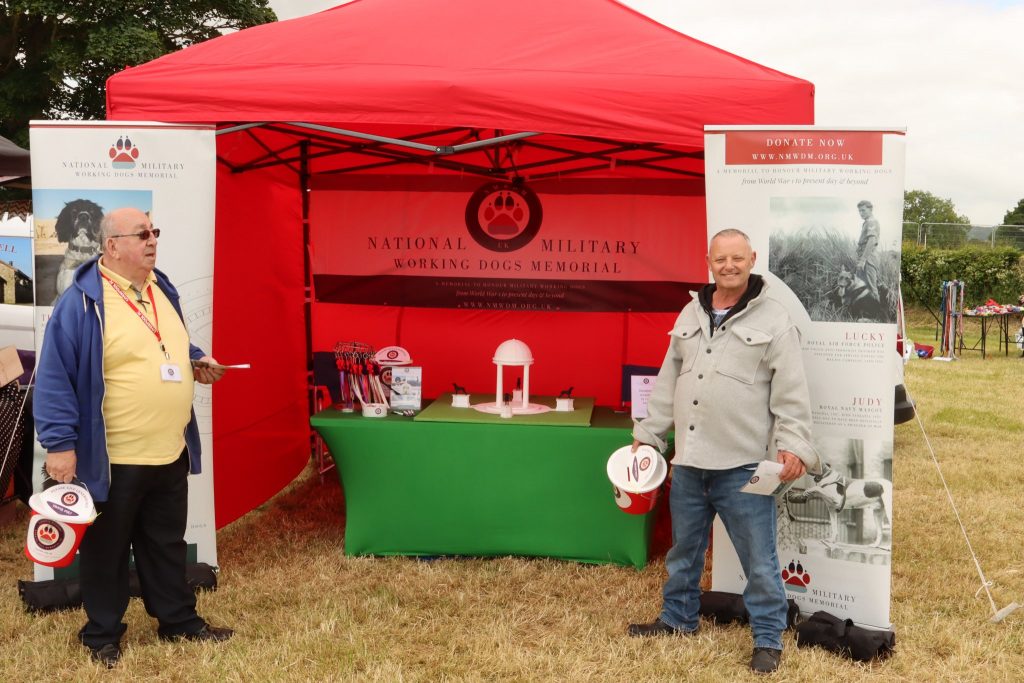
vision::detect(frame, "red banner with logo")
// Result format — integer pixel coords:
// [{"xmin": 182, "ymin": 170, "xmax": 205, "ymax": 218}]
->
[{"xmin": 310, "ymin": 177, "xmax": 708, "ymax": 312}]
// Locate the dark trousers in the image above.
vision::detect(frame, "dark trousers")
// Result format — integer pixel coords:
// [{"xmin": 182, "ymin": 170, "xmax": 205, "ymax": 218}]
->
[{"xmin": 78, "ymin": 450, "xmax": 205, "ymax": 648}]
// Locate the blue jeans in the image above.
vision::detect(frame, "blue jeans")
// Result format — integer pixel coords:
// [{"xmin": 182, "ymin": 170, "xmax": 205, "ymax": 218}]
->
[{"xmin": 659, "ymin": 465, "xmax": 788, "ymax": 650}]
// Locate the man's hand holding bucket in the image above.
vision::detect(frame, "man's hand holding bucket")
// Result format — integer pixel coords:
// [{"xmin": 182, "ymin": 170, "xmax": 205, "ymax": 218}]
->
[{"xmin": 46, "ymin": 450, "xmax": 77, "ymax": 484}]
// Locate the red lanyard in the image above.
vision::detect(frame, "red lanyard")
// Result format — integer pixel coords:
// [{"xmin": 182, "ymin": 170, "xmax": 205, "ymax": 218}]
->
[{"xmin": 101, "ymin": 274, "xmax": 169, "ymax": 359}]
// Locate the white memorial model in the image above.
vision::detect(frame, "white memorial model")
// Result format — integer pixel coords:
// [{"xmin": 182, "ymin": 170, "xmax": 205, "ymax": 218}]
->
[{"xmin": 473, "ymin": 339, "xmax": 551, "ymax": 417}]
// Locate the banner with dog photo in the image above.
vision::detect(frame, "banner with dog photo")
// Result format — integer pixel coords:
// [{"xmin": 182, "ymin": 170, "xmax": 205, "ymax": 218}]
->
[
  {"xmin": 0, "ymin": 214, "xmax": 33, "ymax": 506},
  {"xmin": 704, "ymin": 126, "xmax": 905, "ymax": 629},
  {"xmin": 29, "ymin": 121, "xmax": 217, "ymax": 581},
  {"xmin": 0, "ymin": 214, "xmax": 34, "ymax": 351}
]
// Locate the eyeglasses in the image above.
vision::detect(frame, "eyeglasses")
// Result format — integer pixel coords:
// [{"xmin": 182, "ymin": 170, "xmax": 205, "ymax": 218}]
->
[{"xmin": 109, "ymin": 228, "xmax": 160, "ymax": 241}]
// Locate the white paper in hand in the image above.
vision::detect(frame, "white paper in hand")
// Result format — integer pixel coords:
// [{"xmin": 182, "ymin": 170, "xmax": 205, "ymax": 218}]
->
[
  {"xmin": 739, "ymin": 460, "xmax": 793, "ymax": 496},
  {"xmin": 191, "ymin": 360, "xmax": 251, "ymax": 370}
]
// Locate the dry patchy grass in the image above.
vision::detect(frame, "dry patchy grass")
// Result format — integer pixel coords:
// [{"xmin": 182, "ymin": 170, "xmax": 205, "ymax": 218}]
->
[{"xmin": 2, "ymin": 349, "xmax": 1024, "ymax": 681}]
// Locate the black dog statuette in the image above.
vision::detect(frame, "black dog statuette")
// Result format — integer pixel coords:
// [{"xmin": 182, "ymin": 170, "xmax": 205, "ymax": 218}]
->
[
  {"xmin": 559, "ymin": 387, "xmax": 574, "ymax": 398},
  {"xmin": 452, "ymin": 383, "xmax": 467, "ymax": 395}
]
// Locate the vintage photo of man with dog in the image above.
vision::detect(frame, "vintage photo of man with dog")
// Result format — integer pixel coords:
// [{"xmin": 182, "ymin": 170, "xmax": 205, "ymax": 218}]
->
[{"xmin": 767, "ymin": 196, "xmax": 900, "ymax": 324}]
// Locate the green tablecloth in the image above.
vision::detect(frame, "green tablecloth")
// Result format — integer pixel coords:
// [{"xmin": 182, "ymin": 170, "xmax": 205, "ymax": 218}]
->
[{"xmin": 310, "ymin": 404, "xmax": 657, "ymax": 568}]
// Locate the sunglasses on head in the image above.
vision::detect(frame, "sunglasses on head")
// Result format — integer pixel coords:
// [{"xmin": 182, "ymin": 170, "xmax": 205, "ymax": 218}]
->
[{"xmin": 109, "ymin": 228, "xmax": 160, "ymax": 241}]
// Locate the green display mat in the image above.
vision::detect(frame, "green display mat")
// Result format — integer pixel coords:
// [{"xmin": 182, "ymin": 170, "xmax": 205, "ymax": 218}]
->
[{"xmin": 414, "ymin": 393, "xmax": 594, "ymax": 427}]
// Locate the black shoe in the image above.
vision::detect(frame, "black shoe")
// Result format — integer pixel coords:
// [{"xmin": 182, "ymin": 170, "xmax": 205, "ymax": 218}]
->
[
  {"xmin": 749, "ymin": 647, "xmax": 782, "ymax": 674},
  {"xmin": 162, "ymin": 624, "xmax": 234, "ymax": 643},
  {"xmin": 627, "ymin": 618, "xmax": 695, "ymax": 637},
  {"xmin": 89, "ymin": 643, "xmax": 122, "ymax": 668}
]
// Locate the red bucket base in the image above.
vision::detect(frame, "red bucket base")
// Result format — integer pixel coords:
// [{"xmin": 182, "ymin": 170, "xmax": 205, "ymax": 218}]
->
[
  {"xmin": 612, "ymin": 484, "xmax": 661, "ymax": 514},
  {"xmin": 24, "ymin": 512, "xmax": 88, "ymax": 568}
]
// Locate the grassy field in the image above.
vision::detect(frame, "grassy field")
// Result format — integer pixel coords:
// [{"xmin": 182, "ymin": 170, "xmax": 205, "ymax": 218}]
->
[{"xmin": 2, "ymin": 318, "xmax": 1022, "ymax": 681}]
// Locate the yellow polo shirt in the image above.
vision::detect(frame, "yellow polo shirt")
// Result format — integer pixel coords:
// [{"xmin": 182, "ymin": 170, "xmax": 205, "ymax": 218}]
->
[{"xmin": 99, "ymin": 262, "xmax": 195, "ymax": 465}]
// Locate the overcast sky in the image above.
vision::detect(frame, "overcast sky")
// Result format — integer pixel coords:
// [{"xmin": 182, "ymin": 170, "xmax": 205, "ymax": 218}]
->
[{"xmin": 269, "ymin": 0, "xmax": 1023, "ymax": 225}]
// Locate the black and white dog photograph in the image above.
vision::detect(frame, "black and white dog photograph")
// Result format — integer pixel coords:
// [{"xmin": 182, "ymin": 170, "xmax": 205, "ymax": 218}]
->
[
  {"xmin": 778, "ymin": 438, "xmax": 893, "ymax": 562},
  {"xmin": 787, "ymin": 463, "xmax": 892, "ymax": 547},
  {"xmin": 828, "ymin": 266, "xmax": 892, "ymax": 322},
  {"xmin": 767, "ymin": 196, "xmax": 899, "ymax": 324},
  {"xmin": 54, "ymin": 198, "xmax": 104, "ymax": 295}
]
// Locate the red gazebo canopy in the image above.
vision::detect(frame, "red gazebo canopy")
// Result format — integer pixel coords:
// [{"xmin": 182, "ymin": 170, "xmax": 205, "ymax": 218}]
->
[{"xmin": 106, "ymin": 0, "xmax": 814, "ymax": 527}]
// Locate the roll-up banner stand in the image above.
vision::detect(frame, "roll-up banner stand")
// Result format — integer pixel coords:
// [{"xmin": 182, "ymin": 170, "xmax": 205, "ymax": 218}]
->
[
  {"xmin": 29, "ymin": 121, "xmax": 217, "ymax": 581},
  {"xmin": 0, "ymin": 213, "xmax": 33, "ymax": 506},
  {"xmin": 704, "ymin": 126, "xmax": 905, "ymax": 629}
]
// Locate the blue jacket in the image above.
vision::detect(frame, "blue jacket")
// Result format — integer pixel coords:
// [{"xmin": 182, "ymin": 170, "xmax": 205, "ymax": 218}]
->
[{"xmin": 34, "ymin": 256, "xmax": 204, "ymax": 502}]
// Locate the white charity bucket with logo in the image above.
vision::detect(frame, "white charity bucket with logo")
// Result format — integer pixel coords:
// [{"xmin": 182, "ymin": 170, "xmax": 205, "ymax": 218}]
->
[
  {"xmin": 606, "ymin": 444, "xmax": 667, "ymax": 514},
  {"xmin": 24, "ymin": 480, "xmax": 98, "ymax": 567}
]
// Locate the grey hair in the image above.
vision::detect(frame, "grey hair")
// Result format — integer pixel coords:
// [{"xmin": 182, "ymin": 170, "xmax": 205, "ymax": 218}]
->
[
  {"xmin": 709, "ymin": 228, "xmax": 752, "ymax": 247},
  {"xmin": 857, "ymin": 200, "xmax": 873, "ymax": 210},
  {"xmin": 99, "ymin": 213, "xmax": 118, "ymax": 242}
]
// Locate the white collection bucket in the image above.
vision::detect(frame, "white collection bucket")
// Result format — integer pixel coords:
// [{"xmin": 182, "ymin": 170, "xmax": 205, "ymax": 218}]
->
[{"xmin": 606, "ymin": 444, "xmax": 667, "ymax": 514}]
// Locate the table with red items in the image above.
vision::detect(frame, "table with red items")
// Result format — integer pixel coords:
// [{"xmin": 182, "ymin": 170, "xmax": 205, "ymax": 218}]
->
[{"xmin": 960, "ymin": 303, "xmax": 1023, "ymax": 359}]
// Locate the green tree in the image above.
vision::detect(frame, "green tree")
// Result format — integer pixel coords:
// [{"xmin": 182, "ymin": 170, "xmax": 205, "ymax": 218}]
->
[
  {"xmin": 995, "ymin": 199, "xmax": 1024, "ymax": 249},
  {"xmin": 0, "ymin": 1, "xmax": 276, "ymax": 148},
  {"xmin": 903, "ymin": 189, "xmax": 971, "ymax": 248},
  {"xmin": 904, "ymin": 189, "xmax": 970, "ymax": 226},
  {"xmin": 1002, "ymin": 198, "xmax": 1024, "ymax": 225}
]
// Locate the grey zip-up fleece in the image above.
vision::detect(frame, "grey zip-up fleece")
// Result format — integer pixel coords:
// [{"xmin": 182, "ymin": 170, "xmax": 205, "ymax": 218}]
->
[{"xmin": 633, "ymin": 278, "xmax": 820, "ymax": 473}]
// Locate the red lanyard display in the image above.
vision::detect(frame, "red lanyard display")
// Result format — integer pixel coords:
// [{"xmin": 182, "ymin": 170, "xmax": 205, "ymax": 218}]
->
[{"xmin": 101, "ymin": 274, "xmax": 170, "ymax": 359}]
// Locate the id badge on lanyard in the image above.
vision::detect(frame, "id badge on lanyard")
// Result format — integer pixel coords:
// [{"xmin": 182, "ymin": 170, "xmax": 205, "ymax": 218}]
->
[{"xmin": 161, "ymin": 363, "xmax": 183, "ymax": 382}]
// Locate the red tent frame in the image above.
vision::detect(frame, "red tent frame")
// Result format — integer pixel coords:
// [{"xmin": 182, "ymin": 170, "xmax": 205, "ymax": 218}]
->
[{"xmin": 106, "ymin": 0, "xmax": 814, "ymax": 527}]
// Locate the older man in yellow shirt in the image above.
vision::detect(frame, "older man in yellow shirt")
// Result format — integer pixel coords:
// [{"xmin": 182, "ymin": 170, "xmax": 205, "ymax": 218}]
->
[{"xmin": 35, "ymin": 207, "xmax": 230, "ymax": 667}]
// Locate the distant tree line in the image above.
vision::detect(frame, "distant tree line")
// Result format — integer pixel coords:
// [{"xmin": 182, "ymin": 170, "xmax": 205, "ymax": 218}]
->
[
  {"xmin": 900, "ymin": 191, "xmax": 1024, "ymax": 308},
  {"xmin": 903, "ymin": 190, "xmax": 1024, "ymax": 248}
]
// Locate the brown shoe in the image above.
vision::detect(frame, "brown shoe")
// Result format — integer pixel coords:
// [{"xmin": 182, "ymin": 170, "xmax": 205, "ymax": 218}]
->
[
  {"xmin": 162, "ymin": 624, "xmax": 234, "ymax": 643},
  {"xmin": 627, "ymin": 618, "xmax": 696, "ymax": 637}
]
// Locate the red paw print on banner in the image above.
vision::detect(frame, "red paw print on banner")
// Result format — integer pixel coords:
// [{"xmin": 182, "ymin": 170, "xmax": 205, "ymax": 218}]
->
[
  {"xmin": 482, "ymin": 192, "xmax": 528, "ymax": 237},
  {"xmin": 109, "ymin": 136, "xmax": 140, "ymax": 167},
  {"xmin": 781, "ymin": 559, "xmax": 811, "ymax": 592}
]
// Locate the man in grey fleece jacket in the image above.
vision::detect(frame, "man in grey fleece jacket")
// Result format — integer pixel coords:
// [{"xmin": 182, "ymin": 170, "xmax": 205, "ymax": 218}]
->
[{"xmin": 627, "ymin": 229, "xmax": 819, "ymax": 675}]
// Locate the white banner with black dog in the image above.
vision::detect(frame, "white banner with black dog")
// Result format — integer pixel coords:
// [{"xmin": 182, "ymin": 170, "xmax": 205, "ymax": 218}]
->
[
  {"xmin": 704, "ymin": 126, "xmax": 906, "ymax": 629},
  {"xmin": 29, "ymin": 121, "xmax": 217, "ymax": 582}
]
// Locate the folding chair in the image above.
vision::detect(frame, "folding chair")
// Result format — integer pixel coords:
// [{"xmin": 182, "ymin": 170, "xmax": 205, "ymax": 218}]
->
[{"xmin": 310, "ymin": 351, "xmax": 340, "ymax": 481}]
